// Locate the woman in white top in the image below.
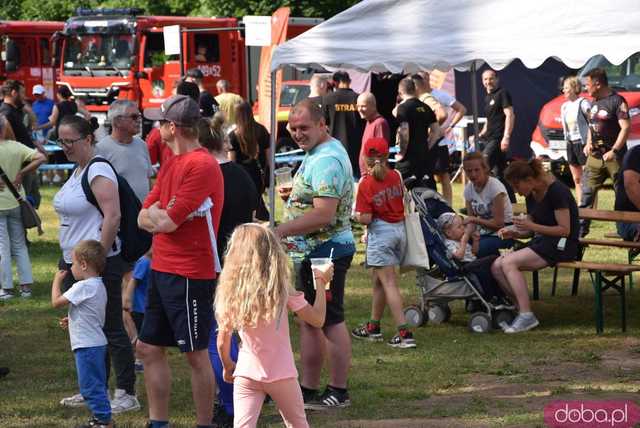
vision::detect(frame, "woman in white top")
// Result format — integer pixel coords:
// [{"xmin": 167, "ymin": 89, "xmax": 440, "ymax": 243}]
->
[
  {"xmin": 462, "ymin": 151, "xmax": 514, "ymax": 257},
  {"xmin": 53, "ymin": 115, "xmax": 138, "ymax": 411},
  {"xmin": 560, "ymin": 75, "xmax": 590, "ymax": 204}
]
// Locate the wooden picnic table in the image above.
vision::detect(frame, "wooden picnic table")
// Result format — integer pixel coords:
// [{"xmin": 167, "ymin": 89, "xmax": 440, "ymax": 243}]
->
[{"xmin": 550, "ymin": 208, "xmax": 640, "ymax": 333}]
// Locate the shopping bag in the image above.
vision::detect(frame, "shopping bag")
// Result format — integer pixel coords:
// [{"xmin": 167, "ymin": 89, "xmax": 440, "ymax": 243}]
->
[
  {"xmin": 401, "ymin": 211, "xmax": 429, "ymax": 269},
  {"xmin": 0, "ymin": 166, "xmax": 43, "ymax": 235}
]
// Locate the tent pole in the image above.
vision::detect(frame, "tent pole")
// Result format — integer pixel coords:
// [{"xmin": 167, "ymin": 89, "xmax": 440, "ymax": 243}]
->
[
  {"xmin": 470, "ymin": 62, "xmax": 480, "ymax": 142},
  {"xmin": 269, "ymin": 70, "xmax": 277, "ymax": 228}
]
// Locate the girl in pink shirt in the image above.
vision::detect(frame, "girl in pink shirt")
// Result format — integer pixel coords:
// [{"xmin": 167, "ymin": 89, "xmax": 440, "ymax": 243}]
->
[{"xmin": 215, "ymin": 223, "xmax": 333, "ymax": 428}]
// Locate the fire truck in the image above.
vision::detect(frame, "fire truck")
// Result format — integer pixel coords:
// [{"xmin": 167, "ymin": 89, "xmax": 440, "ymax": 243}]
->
[
  {"xmin": 55, "ymin": 8, "xmax": 247, "ymax": 127},
  {"xmin": 55, "ymin": 8, "xmax": 321, "ymax": 129},
  {"xmin": 531, "ymin": 53, "xmax": 640, "ymax": 183},
  {"xmin": 0, "ymin": 21, "xmax": 64, "ymax": 99}
]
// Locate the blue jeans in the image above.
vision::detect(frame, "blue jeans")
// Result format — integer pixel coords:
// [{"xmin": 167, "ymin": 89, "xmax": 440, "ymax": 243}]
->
[
  {"xmin": 617, "ymin": 222, "xmax": 639, "ymax": 241},
  {"xmin": 477, "ymin": 235, "xmax": 514, "ymax": 258},
  {"xmin": 208, "ymin": 317, "xmax": 238, "ymax": 416},
  {"xmin": 0, "ymin": 206, "xmax": 33, "ymax": 289},
  {"xmin": 75, "ymin": 346, "xmax": 111, "ymax": 423}
]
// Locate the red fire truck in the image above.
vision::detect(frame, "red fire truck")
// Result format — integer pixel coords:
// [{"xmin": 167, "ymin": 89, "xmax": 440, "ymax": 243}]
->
[
  {"xmin": 55, "ymin": 8, "xmax": 246, "ymax": 126},
  {"xmin": 0, "ymin": 21, "xmax": 64, "ymax": 99},
  {"xmin": 55, "ymin": 8, "xmax": 320, "ymax": 129},
  {"xmin": 531, "ymin": 53, "xmax": 640, "ymax": 183}
]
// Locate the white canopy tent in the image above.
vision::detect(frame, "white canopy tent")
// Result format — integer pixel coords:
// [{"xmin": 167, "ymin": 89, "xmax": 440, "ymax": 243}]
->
[{"xmin": 267, "ymin": 0, "xmax": 640, "ymax": 222}]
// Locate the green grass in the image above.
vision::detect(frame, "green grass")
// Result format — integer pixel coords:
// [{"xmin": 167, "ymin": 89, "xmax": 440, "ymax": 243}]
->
[{"xmin": 1, "ymin": 183, "xmax": 639, "ymax": 427}]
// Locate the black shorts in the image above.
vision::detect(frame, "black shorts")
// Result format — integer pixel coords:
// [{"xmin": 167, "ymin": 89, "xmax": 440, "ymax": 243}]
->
[
  {"xmin": 431, "ymin": 144, "xmax": 450, "ymax": 174},
  {"xmin": 295, "ymin": 254, "xmax": 353, "ymax": 327},
  {"xmin": 528, "ymin": 236, "xmax": 578, "ymax": 267},
  {"xmin": 139, "ymin": 270, "xmax": 215, "ymax": 353},
  {"xmin": 131, "ymin": 311, "xmax": 144, "ymax": 333},
  {"xmin": 566, "ymin": 140, "xmax": 587, "ymax": 166}
]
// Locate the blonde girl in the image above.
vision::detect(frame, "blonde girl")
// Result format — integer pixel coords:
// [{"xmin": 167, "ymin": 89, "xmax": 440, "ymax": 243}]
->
[
  {"xmin": 352, "ymin": 138, "xmax": 415, "ymax": 349},
  {"xmin": 215, "ymin": 223, "xmax": 333, "ymax": 428}
]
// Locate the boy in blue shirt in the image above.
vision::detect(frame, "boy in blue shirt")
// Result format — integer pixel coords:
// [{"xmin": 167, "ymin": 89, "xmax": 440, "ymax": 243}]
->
[{"xmin": 123, "ymin": 250, "xmax": 151, "ymax": 372}]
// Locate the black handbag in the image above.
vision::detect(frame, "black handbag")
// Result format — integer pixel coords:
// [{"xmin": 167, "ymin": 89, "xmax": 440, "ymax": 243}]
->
[{"xmin": 0, "ymin": 166, "xmax": 43, "ymax": 235}]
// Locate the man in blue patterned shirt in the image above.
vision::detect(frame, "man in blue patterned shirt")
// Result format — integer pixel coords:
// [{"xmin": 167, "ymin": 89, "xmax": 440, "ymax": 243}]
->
[{"xmin": 275, "ymin": 99, "xmax": 355, "ymax": 410}]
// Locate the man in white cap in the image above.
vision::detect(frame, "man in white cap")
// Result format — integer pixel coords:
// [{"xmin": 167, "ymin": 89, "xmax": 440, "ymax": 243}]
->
[
  {"xmin": 31, "ymin": 84, "xmax": 54, "ymax": 138},
  {"xmin": 30, "ymin": 84, "xmax": 56, "ymax": 183},
  {"xmin": 138, "ymin": 95, "xmax": 224, "ymax": 428}
]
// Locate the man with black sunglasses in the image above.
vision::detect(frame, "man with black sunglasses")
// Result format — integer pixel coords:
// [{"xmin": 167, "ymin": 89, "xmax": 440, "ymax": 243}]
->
[{"xmin": 96, "ymin": 100, "xmax": 154, "ymax": 203}]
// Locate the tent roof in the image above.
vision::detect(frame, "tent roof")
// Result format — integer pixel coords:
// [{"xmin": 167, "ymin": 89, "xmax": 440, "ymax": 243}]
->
[{"xmin": 271, "ymin": 0, "xmax": 640, "ymax": 73}]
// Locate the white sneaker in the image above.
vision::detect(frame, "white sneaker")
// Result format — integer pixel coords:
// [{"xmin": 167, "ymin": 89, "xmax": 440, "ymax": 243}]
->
[
  {"xmin": 20, "ymin": 288, "xmax": 32, "ymax": 298},
  {"xmin": 60, "ymin": 392, "xmax": 85, "ymax": 407},
  {"xmin": 504, "ymin": 314, "xmax": 539, "ymax": 333},
  {"xmin": 110, "ymin": 388, "xmax": 140, "ymax": 414},
  {"xmin": 0, "ymin": 289, "xmax": 14, "ymax": 300}
]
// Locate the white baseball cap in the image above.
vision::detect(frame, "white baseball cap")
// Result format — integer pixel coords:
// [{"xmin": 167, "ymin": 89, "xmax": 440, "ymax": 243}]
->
[{"xmin": 32, "ymin": 85, "xmax": 46, "ymax": 95}]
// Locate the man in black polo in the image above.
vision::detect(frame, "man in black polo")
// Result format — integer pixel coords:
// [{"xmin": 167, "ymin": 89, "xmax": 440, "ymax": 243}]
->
[
  {"xmin": 393, "ymin": 77, "xmax": 439, "ymax": 189},
  {"xmin": 477, "ymin": 69, "xmax": 516, "ymax": 201},
  {"xmin": 580, "ymin": 67, "xmax": 630, "ymax": 236},
  {"xmin": 615, "ymin": 144, "xmax": 640, "ymax": 241},
  {"xmin": 0, "ymin": 80, "xmax": 44, "ymax": 208},
  {"xmin": 323, "ymin": 71, "xmax": 364, "ymax": 177}
]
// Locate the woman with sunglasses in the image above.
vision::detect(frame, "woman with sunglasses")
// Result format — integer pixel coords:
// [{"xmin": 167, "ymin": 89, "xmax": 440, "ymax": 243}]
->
[
  {"xmin": 53, "ymin": 114, "xmax": 139, "ymax": 416},
  {"xmin": 36, "ymin": 86, "xmax": 92, "ymax": 184}
]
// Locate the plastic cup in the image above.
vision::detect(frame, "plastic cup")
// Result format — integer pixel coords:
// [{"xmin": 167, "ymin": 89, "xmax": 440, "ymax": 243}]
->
[
  {"xmin": 275, "ymin": 167, "xmax": 293, "ymax": 191},
  {"xmin": 310, "ymin": 257, "xmax": 332, "ymax": 290}
]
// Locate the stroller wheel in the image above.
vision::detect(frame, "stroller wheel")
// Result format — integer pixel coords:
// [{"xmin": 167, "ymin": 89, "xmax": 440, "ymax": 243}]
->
[
  {"xmin": 427, "ymin": 304, "xmax": 451, "ymax": 324},
  {"xmin": 404, "ymin": 305, "xmax": 425, "ymax": 328},
  {"xmin": 468, "ymin": 312, "xmax": 491, "ymax": 333},
  {"xmin": 492, "ymin": 309, "xmax": 515, "ymax": 330}
]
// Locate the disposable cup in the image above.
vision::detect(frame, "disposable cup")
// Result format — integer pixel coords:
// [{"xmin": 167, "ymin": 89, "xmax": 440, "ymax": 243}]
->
[
  {"xmin": 275, "ymin": 167, "xmax": 293, "ymax": 190},
  {"xmin": 310, "ymin": 258, "xmax": 332, "ymax": 290}
]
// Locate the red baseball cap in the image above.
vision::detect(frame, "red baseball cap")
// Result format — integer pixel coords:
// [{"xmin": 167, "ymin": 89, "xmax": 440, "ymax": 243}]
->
[{"xmin": 363, "ymin": 137, "xmax": 389, "ymax": 157}]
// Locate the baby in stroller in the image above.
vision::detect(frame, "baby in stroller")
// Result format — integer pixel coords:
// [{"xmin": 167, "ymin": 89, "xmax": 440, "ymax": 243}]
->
[
  {"xmin": 403, "ymin": 188, "xmax": 515, "ymax": 333},
  {"xmin": 437, "ymin": 212, "xmax": 480, "ymax": 263}
]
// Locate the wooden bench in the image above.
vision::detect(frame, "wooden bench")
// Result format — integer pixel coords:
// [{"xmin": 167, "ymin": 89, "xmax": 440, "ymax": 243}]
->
[
  {"xmin": 555, "ymin": 261, "xmax": 640, "ymax": 333},
  {"xmin": 546, "ymin": 209, "xmax": 640, "ymax": 333},
  {"xmin": 548, "ymin": 238, "xmax": 640, "ymax": 297}
]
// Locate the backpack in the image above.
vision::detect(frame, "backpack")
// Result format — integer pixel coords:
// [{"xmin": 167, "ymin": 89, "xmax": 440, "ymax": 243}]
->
[{"xmin": 81, "ymin": 157, "xmax": 152, "ymax": 263}]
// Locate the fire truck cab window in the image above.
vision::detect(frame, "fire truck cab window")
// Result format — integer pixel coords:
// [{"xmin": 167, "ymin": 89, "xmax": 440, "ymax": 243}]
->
[
  {"xmin": 63, "ymin": 33, "xmax": 133, "ymax": 70},
  {"xmin": 194, "ymin": 34, "xmax": 219, "ymax": 63},
  {"xmin": 144, "ymin": 32, "xmax": 179, "ymax": 67},
  {"xmin": 7, "ymin": 38, "xmax": 37, "ymax": 67}
]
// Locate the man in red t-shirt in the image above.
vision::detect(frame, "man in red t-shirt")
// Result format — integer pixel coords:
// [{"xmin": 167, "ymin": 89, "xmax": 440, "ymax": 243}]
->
[
  {"xmin": 138, "ymin": 95, "xmax": 224, "ymax": 427},
  {"xmin": 356, "ymin": 92, "xmax": 390, "ymax": 177}
]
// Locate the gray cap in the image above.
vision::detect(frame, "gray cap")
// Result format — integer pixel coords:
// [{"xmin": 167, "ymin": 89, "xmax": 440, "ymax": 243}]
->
[
  {"xmin": 143, "ymin": 95, "xmax": 201, "ymax": 127},
  {"xmin": 437, "ymin": 212, "xmax": 458, "ymax": 230}
]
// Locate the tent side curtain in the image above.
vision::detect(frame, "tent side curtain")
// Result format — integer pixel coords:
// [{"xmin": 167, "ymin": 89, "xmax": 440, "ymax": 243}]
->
[{"xmin": 271, "ymin": 0, "xmax": 640, "ymax": 73}]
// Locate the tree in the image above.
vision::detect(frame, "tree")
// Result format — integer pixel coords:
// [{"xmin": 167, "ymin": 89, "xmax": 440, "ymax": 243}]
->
[
  {"xmin": 0, "ymin": 0, "xmax": 360, "ymax": 21},
  {"xmin": 196, "ymin": 0, "xmax": 360, "ymax": 19}
]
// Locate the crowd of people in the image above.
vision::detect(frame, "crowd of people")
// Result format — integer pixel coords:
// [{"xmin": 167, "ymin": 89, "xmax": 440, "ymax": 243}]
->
[{"xmin": 0, "ymin": 65, "xmax": 637, "ymax": 428}]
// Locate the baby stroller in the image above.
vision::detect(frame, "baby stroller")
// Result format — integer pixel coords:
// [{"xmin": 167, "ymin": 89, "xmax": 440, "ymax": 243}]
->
[{"xmin": 402, "ymin": 188, "xmax": 516, "ymax": 333}]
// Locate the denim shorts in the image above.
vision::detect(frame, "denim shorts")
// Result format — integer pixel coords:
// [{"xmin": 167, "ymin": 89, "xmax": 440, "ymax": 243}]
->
[{"xmin": 366, "ymin": 219, "xmax": 406, "ymax": 267}]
